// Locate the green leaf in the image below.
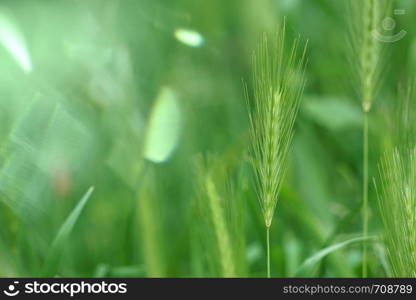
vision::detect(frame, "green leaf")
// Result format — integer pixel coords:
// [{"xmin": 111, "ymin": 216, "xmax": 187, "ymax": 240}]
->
[
  {"xmin": 303, "ymin": 96, "xmax": 362, "ymax": 131},
  {"xmin": 296, "ymin": 236, "xmax": 375, "ymax": 275}
]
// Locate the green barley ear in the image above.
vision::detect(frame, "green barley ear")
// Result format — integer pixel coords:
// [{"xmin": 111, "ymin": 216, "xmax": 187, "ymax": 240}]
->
[
  {"xmin": 375, "ymin": 84, "xmax": 416, "ymax": 277},
  {"xmin": 376, "ymin": 149, "xmax": 416, "ymax": 277},
  {"xmin": 244, "ymin": 21, "xmax": 307, "ymax": 277},
  {"xmin": 348, "ymin": 0, "xmax": 387, "ymax": 112},
  {"xmin": 359, "ymin": 0, "xmax": 381, "ymax": 112},
  {"xmin": 348, "ymin": 0, "xmax": 389, "ymax": 277},
  {"xmin": 193, "ymin": 155, "xmax": 238, "ymax": 277}
]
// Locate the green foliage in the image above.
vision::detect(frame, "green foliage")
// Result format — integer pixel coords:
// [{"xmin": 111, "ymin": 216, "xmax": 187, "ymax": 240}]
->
[{"xmin": 0, "ymin": 0, "xmax": 415, "ymax": 278}]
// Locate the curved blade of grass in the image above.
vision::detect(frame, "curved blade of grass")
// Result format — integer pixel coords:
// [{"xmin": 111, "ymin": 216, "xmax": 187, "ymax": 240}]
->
[
  {"xmin": 43, "ymin": 186, "xmax": 94, "ymax": 275},
  {"xmin": 296, "ymin": 235, "xmax": 375, "ymax": 275},
  {"xmin": 53, "ymin": 187, "xmax": 94, "ymax": 245}
]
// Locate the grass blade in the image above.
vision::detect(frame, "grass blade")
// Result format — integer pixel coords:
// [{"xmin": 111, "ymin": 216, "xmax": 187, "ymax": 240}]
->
[
  {"xmin": 296, "ymin": 236, "xmax": 375, "ymax": 276},
  {"xmin": 43, "ymin": 186, "xmax": 94, "ymax": 275}
]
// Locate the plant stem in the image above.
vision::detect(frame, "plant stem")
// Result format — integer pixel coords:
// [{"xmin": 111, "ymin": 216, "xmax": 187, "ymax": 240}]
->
[
  {"xmin": 266, "ymin": 226, "xmax": 271, "ymax": 278},
  {"xmin": 362, "ymin": 111, "xmax": 369, "ymax": 278}
]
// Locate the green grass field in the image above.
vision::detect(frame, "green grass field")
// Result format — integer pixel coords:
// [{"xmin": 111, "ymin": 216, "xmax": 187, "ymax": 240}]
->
[{"xmin": 1, "ymin": 0, "xmax": 416, "ymax": 278}]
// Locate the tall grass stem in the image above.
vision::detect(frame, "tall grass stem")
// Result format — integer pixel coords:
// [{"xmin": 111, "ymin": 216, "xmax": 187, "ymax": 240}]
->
[
  {"xmin": 266, "ymin": 226, "xmax": 271, "ymax": 278},
  {"xmin": 363, "ymin": 112, "xmax": 369, "ymax": 277}
]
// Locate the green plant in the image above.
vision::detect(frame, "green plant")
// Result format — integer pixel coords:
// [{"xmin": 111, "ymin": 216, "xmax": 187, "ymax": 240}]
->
[
  {"xmin": 376, "ymin": 148, "xmax": 416, "ymax": 277},
  {"xmin": 193, "ymin": 155, "xmax": 245, "ymax": 277},
  {"xmin": 348, "ymin": 0, "xmax": 384, "ymax": 277},
  {"xmin": 245, "ymin": 23, "xmax": 307, "ymax": 277},
  {"xmin": 375, "ymin": 85, "xmax": 416, "ymax": 277}
]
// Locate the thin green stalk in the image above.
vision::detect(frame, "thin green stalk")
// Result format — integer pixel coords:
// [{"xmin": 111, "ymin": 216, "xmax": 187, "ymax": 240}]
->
[
  {"xmin": 362, "ymin": 111, "xmax": 369, "ymax": 277},
  {"xmin": 349, "ymin": 0, "xmax": 382, "ymax": 277},
  {"xmin": 266, "ymin": 226, "xmax": 271, "ymax": 278}
]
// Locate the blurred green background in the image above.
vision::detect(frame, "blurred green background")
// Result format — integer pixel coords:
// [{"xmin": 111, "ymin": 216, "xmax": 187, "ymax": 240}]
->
[{"xmin": 0, "ymin": 0, "xmax": 415, "ymax": 277}]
